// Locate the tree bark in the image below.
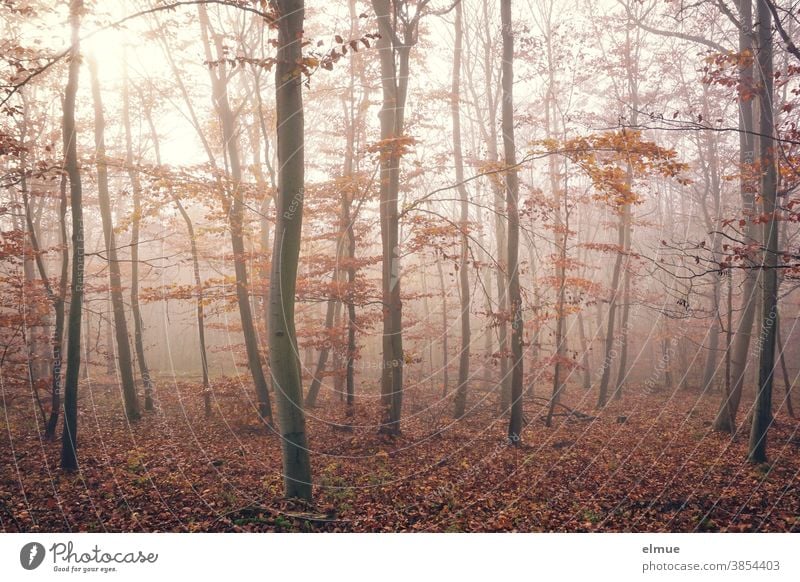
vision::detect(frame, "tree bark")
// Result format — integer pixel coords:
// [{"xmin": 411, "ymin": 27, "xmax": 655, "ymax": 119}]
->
[
  {"xmin": 748, "ymin": 0, "xmax": 777, "ymax": 463},
  {"xmin": 371, "ymin": 0, "xmax": 416, "ymax": 435},
  {"xmin": 451, "ymin": 0, "xmax": 471, "ymax": 419},
  {"xmin": 269, "ymin": 0, "xmax": 312, "ymax": 500},
  {"xmin": 713, "ymin": 0, "xmax": 758, "ymax": 433},
  {"xmin": 61, "ymin": 0, "xmax": 84, "ymax": 471},
  {"xmin": 46, "ymin": 173, "xmax": 69, "ymax": 438},
  {"xmin": 436, "ymin": 252, "xmax": 450, "ymax": 398},
  {"xmin": 501, "ymin": 0, "xmax": 524, "ymax": 443}
]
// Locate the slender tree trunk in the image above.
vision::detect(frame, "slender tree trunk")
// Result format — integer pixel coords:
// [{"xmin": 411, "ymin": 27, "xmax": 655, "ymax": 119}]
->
[
  {"xmin": 452, "ymin": 0, "xmax": 471, "ymax": 419},
  {"xmin": 597, "ymin": 209, "xmax": 625, "ymax": 408},
  {"xmin": 436, "ymin": 252, "xmax": 450, "ymax": 397},
  {"xmin": 305, "ymin": 271, "xmax": 339, "ymax": 408},
  {"xmin": 305, "ymin": 35, "xmax": 362, "ymax": 409},
  {"xmin": 748, "ymin": 0, "xmax": 777, "ymax": 463},
  {"xmin": 372, "ymin": 0, "xmax": 412, "ymax": 435},
  {"xmin": 122, "ymin": 62, "xmax": 154, "ymax": 411},
  {"xmin": 60, "ymin": 0, "xmax": 84, "ymax": 471},
  {"xmin": 180, "ymin": 201, "xmax": 212, "ymax": 417},
  {"xmin": 776, "ymin": 314, "xmax": 795, "ymax": 418},
  {"xmin": 543, "ymin": 60, "xmax": 566, "ymax": 426},
  {"xmin": 578, "ymin": 311, "xmax": 591, "ymax": 392},
  {"xmin": 501, "ymin": 0, "xmax": 523, "ymax": 443},
  {"xmin": 199, "ymin": 5, "xmax": 273, "ymax": 424},
  {"xmin": 269, "ymin": 0, "xmax": 312, "ymax": 500},
  {"xmin": 18, "ymin": 105, "xmax": 67, "ymax": 438},
  {"xmin": 344, "ymin": 216, "xmax": 357, "ymax": 415},
  {"xmin": 46, "ymin": 173, "xmax": 68, "ymax": 438},
  {"xmin": 88, "ymin": 56, "xmax": 141, "ymax": 421},
  {"xmin": 144, "ymin": 104, "xmax": 211, "ymax": 416}
]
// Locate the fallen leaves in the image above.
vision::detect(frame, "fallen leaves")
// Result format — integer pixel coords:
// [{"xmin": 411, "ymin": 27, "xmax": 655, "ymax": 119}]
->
[{"xmin": 1, "ymin": 378, "xmax": 798, "ymax": 532}]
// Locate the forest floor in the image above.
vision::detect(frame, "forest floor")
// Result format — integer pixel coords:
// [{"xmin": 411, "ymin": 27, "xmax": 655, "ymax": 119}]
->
[{"xmin": 2, "ymin": 374, "xmax": 799, "ymax": 532}]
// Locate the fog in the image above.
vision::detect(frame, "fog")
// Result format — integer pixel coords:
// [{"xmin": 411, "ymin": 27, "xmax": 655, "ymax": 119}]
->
[{"xmin": 1, "ymin": 0, "xmax": 798, "ymax": 532}]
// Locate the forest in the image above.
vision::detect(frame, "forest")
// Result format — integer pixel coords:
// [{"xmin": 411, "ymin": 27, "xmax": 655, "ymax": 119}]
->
[{"xmin": 0, "ymin": 0, "xmax": 799, "ymax": 533}]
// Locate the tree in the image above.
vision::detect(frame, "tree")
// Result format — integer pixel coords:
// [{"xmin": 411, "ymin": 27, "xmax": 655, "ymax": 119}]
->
[
  {"xmin": 370, "ymin": 0, "xmax": 415, "ymax": 434},
  {"xmin": 16, "ymin": 90, "xmax": 69, "ymax": 439},
  {"xmin": 60, "ymin": 0, "xmax": 84, "ymax": 471},
  {"xmin": 198, "ymin": 3, "xmax": 273, "ymax": 425},
  {"xmin": 123, "ymin": 60, "xmax": 154, "ymax": 411},
  {"xmin": 747, "ymin": 0, "xmax": 778, "ymax": 464},
  {"xmin": 713, "ymin": 0, "xmax": 759, "ymax": 433},
  {"xmin": 501, "ymin": 0, "xmax": 524, "ymax": 443},
  {"xmin": 143, "ymin": 100, "xmax": 212, "ymax": 417},
  {"xmin": 88, "ymin": 56, "xmax": 141, "ymax": 422},
  {"xmin": 269, "ymin": 0, "xmax": 312, "ymax": 500},
  {"xmin": 451, "ymin": 0, "xmax": 471, "ymax": 419}
]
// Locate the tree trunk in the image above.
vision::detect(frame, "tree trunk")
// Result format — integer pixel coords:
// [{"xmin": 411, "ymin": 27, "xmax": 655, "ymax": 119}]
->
[
  {"xmin": 501, "ymin": 0, "xmax": 524, "ymax": 443},
  {"xmin": 452, "ymin": 0, "xmax": 471, "ymax": 419},
  {"xmin": 269, "ymin": 0, "xmax": 312, "ymax": 500},
  {"xmin": 436, "ymin": 252, "xmax": 450, "ymax": 398},
  {"xmin": 123, "ymin": 62, "xmax": 154, "ymax": 411},
  {"xmin": 372, "ymin": 0, "xmax": 413, "ymax": 435},
  {"xmin": 577, "ymin": 311, "xmax": 591, "ymax": 392},
  {"xmin": 305, "ymin": 274, "xmax": 339, "ymax": 408},
  {"xmin": 597, "ymin": 209, "xmax": 625, "ymax": 408},
  {"xmin": 144, "ymin": 104, "xmax": 211, "ymax": 416},
  {"xmin": 713, "ymin": 0, "xmax": 758, "ymax": 433},
  {"xmin": 543, "ymin": 54, "xmax": 566, "ymax": 426},
  {"xmin": 61, "ymin": 0, "xmax": 84, "ymax": 471},
  {"xmin": 199, "ymin": 5, "xmax": 273, "ymax": 424},
  {"xmin": 776, "ymin": 314, "xmax": 795, "ymax": 418},
  {"xmin": 748, "ymin": 0, "xmax": 777, "ymax": 463},
  {"xmin": 88, "ymin": 56, "xmax": 141, "ymax": 422},
  {"xmin": 18, "ymin": 103, "xmax": 68, "ymax": 438},
  {"xmin": 46, "ymin": 173, "xmax": 69, "ymax": 438}
]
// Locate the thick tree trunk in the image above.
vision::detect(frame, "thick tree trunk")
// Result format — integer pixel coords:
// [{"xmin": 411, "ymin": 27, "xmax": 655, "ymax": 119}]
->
[
  {"xmin": 501, "ymin": 0, "xmax": 524, "ymax": 443},
  {"xmin": 713, "ymin": 0, "xmax": 758, "ymax": 433},
  {"xmin": 60, "ymin": 0, "xmax": 84, "ymax": 471},
  {"xmin": 269, "ymin": 0, "xmax": 312, "ymax": 500},
  {"xmin": 88, "ymin": 56, "xmax": 141, "ymax": 422},
  {"xmin": 452, "ymin": 0, "xmax": 471, "ymax": 419},
  {"xmin": 748, "ymin": 0, "xmax": 777, "ymax": 463}
]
